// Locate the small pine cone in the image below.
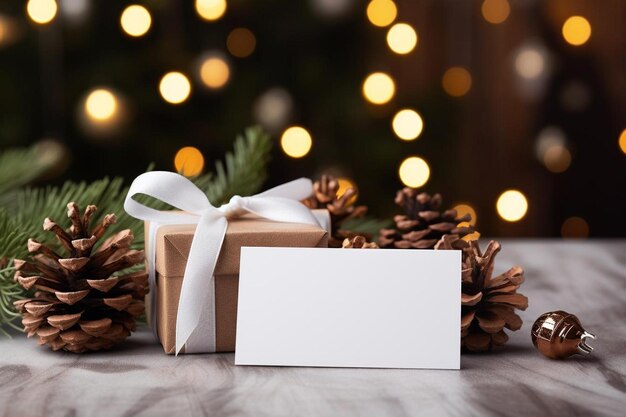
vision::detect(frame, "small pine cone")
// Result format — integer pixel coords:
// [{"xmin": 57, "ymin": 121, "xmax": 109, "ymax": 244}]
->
[
  {"xmin": 378, "ymin": 189, "xmax": 474, "ymax": 249},
  {"xmin": 435, "ymin": 234, "xmax": 528, "ymax": 352},
  {"xmin": 303, "ymin": 174, "xmax": 368, "ymax": 247},
  {"xmin": 13, "ymin": 202, "xmax": 148, "ymax": 353},
  {"xmin": 342, "ymin": 235, "xmax": 379, "ymax": 249}
]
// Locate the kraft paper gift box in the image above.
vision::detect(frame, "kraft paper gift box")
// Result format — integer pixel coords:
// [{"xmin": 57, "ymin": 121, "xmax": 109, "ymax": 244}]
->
[{"xmin": 147, "ymin": 212, "xmax": 329, "ymax": 354}]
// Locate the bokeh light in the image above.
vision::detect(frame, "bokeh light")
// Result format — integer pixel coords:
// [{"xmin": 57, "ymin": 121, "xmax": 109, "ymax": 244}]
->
[
  {"xmin": 174, "ymin": 146, "xmax": 205, "ymax": 177},
  {"xmin": 159, "ymin": 72, "xmax": 192, "ymax": 104},
  {"xmin": 457, "ymin": 221, "xmax": 481, "ymax": 241},
  {"xmin": 398, "ymin": 156, "xmax": 430, "ymax": 188},
  {"xmin": 562, "ymin": 16, "xmax": 591, "ymax": 46},
  {"xmin": 543, "ymin": 145, "xmax": 571, "ymax": 173},
  {"xmin": 515, "ymin": 47, "xmax": 545, "ymax": 80},
  {"xmin": 253, "ymin": 88, "xmax": 293, "ymax": 132},
  {"xmin": 195, "ymin": 0, "xmax": 227, "ymax": 21},
  {"xmin": 59, "ymin": 0, "xmax": 89, "ymax": 22},
  {"xmin": 0, "ymin": 15, "xmax": 20, "ymax": 48},
  {"xmin": 561, "ymin": 216, "xmax": 589, "ymax": 239},
  {"xmin": 312, "ymin": 0, "xmax": 354, "ymax": 17},
  {"xmin": 496, "ymin": 190, "xmax": 528, "ymax": 222},
  {"xmin": 442, "ymin": 67, "xmax": 472, "ymax": 97},
  {"xmin": 26, "ymin": 0, "xmax": 57, "ymax": 25},
  {"xmin": 535, "ymin": 126, "xmax": 565, "ymax": 160},
  {"xmin": 386, "ymin": 23, "xmax": 418, "ymax": 55},
  {"xmin": 227, "ymin": 28, "xmax": 256, "ymax": 58},
  {"xmin": 85, "ymin": 89, "xmax": 117, "ymax": 121},
  {"xmin": 337, "ymin": 178, "xmax": 358, "ymax": 205},
  {"xmin": 453, "ymin": 203, "xmax": 477, "ymax": 226},
  {"xmin": 618, "ymin": 129, "xmax": 626, "ymax": 155},
  {"xmin": 481, "ymin": 0, "xmax": 510, "ymax": 25},
  {"xmin": 392, "ymin": 109, "xmax": 423, "ymax": 141},
  {"xmin": 281, "ymin": 126, "xmax": 312, "ymax": 158},
  {"xmin": 0, "ymin": 17, "xmax": 9, "ymax": 46},
  {"xmin": 362, "ymin": 72, "xmax": 395, "ymax": 105},
  {"xmin": 120, "ymin": 5, "xmax": 151, "ymax": 37},
  {"xmin": 366, "ymin": 0, "xmax": 397, "ymax": 27},
  {"xmin": 199, "ymin": 56, "xmax": 230, "ymax": 89}
]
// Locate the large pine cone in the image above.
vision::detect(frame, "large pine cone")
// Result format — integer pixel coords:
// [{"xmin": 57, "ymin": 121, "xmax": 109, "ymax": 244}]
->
[
  {"xmin": 303, "ymin": 175, "xmax": 368, "ymax": 247},
  {"xmin": 379, "ymin": 189, "xmax": 474, "ymax": 249},
  {"xmin": 435, "ymin": 235, "xmax": 528, "ymax": 352},
  {"xmin": 13, "ymin": 202, "xmax": 148, "ymax": 353}
]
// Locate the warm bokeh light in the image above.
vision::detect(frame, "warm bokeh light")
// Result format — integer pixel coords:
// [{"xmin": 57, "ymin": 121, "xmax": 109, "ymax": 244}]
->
[
  {"xmin": 26, "ymin": 0, "xmax": 57, "ymax": 25},
  {"xmin": 362, "ymin": 72, "xmax": 395, "ymax": 105},
  {"xmin": 159, "ymin": 72, "xmax": 192, "ymax": 104},
  {"xmin": 515, "ymin": 47, "xmax": 545, "ymax": 80},
  {"xmin": 561, "ymin": 216, "xmax": 589, "ymax": 239},
  {"xmin": 496, "ymin": 190, "xmax": 528, "ymax": 222},
  {"xmin": 227, "ymin": 28, "xmax": 256, "ymax": 58},
  {"xmin": 543, "ymin": 144, "xmax": 571, "ymax": 173},
  {"xmin": 199, "ymin": 56, "xmax": 230, "ymax": 89},
  {"xmin": 619, "ymin": 129, "xmax": 626, "ymax": 155},
  {"xmin": 85, "ymin": 89, "xmax": 118, "ymax": 122},
  {"xmin": 453, "ymin": 204, "xmax": 477, "ymax": 226},
  {"xmin": 481, "ymin": 0, "xmax": 510, "ymax": 25},
  {"xmin": 120, "ymin": 5, "xmax": 151, "ymax": 37},
  {"xmin": 392, "ymin": 109, "xmax": 423, "ymax": 141},
  {"xmin": 366, "ymin": 0, "xmax": 397, "ymax": 28},
  {"xmin": 386, "ymin": 23, "xmax": 418, "ymax": 55},
  {"xmin": 336, "ymin": 178, "xmax": 358, "ymax": 205},
  {"xmin": 442, "ymin": 67, "xmax": 472, "ymax": 97},
  {"xmin": 174, "ymin": 146, "xmax": 205, "ymax": 177},
  {"xmin": 195, "ymin": 0, "xmax": 227, "ymax": 21},
  {"xmin": 0, "ymin": 17, "xmax": 8, "ymax": 45},
  {"xmin": 457, "ymin": 221, "xmax": 481, "ymax": 241},
  {"xmin": 0, "ymin": 15, "xmax": 20, "ymax": 48},
  {"xmin": 562, "ymin": 16, "xmax": 591, "ymax": 46},
  {"xmin": 398, "ymin": 156, "xmax": 430, "ymax": 188},
  {"xmin": 59, "ymin": 0, "xmax": 89, "ymax": 22},
  {"xmin": 253, "ymin": 88, "xmax": 293, "ymax": 132},
  {"xmin": 281, "ymin": 126, "xmax": 312, "ymax": 158}
]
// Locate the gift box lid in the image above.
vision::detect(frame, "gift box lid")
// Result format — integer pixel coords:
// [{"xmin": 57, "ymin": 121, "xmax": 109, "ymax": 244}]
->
[{"xmin": 152, "ymin": 210, "xmax": 329, "ymax": 277}]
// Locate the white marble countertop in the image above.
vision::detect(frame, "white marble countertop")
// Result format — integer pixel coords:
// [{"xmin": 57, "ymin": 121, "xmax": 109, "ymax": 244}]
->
[{"xmin": 1, "ymin": 240, "xmax": 625, "ymax": 416}]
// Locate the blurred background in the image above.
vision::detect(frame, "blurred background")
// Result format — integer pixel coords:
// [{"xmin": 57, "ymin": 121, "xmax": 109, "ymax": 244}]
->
[{"xmin": 0, "ymin": 0, "xmax": 625, "ymax": 238}]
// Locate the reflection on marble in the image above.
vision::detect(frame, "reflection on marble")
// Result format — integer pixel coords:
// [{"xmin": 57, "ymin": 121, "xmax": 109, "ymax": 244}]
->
[{"xmin": 0, "ymin": 240, "xmax": 625, "ymax": 416}]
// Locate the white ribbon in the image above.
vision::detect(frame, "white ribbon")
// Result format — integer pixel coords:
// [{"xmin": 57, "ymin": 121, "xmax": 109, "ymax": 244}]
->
[{"xmin": 124, "ymin": 171, "xmax": 320, "ymax": 354}]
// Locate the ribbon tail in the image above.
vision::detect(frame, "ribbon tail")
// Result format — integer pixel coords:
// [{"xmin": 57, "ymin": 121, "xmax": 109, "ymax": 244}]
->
[
  {"xmin": 175, "ymin": 214, "xmax": 228, "ymax": 355},
  {"xmin": 256, "ymin": 178, "xmax": 313, "ymax": 201}
]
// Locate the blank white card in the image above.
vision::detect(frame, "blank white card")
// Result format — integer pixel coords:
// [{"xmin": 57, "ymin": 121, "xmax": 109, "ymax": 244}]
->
[{"xmin": 235, "ymin": 247, "xmax": 461, "ymax": 370}]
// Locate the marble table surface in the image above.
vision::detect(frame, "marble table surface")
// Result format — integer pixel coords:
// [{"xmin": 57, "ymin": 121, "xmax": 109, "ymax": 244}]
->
[{"xmin": 1, "ymin": 240, "xmax": 625, "ymax": 417}]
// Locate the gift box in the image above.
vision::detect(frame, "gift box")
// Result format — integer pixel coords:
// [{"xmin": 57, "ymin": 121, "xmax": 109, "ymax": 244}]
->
[{"xmin": 147, "ymin": 212, "xmax": 329, "ymax": 354}]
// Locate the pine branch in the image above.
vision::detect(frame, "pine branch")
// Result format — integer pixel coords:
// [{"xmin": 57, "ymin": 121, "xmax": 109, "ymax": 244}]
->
[
  {"xmin": 0, "ymin": 126, "xmax": 273, "ymax": 333},
  {"xmin": 0, "ymin": 210, "xmax": 30, "ymax": 336},
  {"xmin": 340, "ymin": 216, "xmax": 393, "ymax": 241},
  {"xmin": 195, "ymin": 126, "xmax": 272, "ymax": 205},
  {"xmin": 0, "ymin": 144, "xmax": 59, "ymax": 207}
]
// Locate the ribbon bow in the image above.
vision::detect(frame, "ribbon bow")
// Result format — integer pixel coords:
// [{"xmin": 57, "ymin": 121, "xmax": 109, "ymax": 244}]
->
[{"xmin": 124, "ymin": 171, "xmax": 319, "ymax": 354}]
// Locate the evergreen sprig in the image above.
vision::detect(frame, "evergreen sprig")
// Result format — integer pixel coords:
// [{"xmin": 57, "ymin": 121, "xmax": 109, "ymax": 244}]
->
[
  {"xmin": 0, "ymin": 127, "xmax": 272, "ymax": 333},
  {"xmin": 195, "ymin": 126, "xmax": 272, "ymax": 205},
  {"xmin": 0, "ymin": 144, "xmax": 59, "ymax": 207}
]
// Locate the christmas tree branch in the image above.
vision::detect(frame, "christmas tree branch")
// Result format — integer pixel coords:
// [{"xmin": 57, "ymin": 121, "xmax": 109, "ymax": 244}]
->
[{"xmin": 0, "ymin": 127, "xmax": 272, "ymax": 333}]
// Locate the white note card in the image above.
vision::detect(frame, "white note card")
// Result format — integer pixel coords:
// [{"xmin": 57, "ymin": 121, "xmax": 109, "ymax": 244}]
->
[{"xmin": 235, "ymin": 247, "xmax": 461, "ymax": 370}]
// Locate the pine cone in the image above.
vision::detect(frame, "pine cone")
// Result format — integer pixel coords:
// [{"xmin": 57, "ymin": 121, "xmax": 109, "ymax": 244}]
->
[
  {"xmin": 435, "ymin": 235, "xmax": 528, "ymax": 352},
  {"xmin": 378, "ymin": 189, "xmax": 474, "ymax": 249},
  {"xmin": 13, "ymin": 202, "xmax": 148, "ymax": 353},
  {"xmin": 342, "ymin": 235, "xmax": 379, "ymax": 249},
  {"xmin": 303, "ymin": 175, "xmax": 367, "ymax": 247}
]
